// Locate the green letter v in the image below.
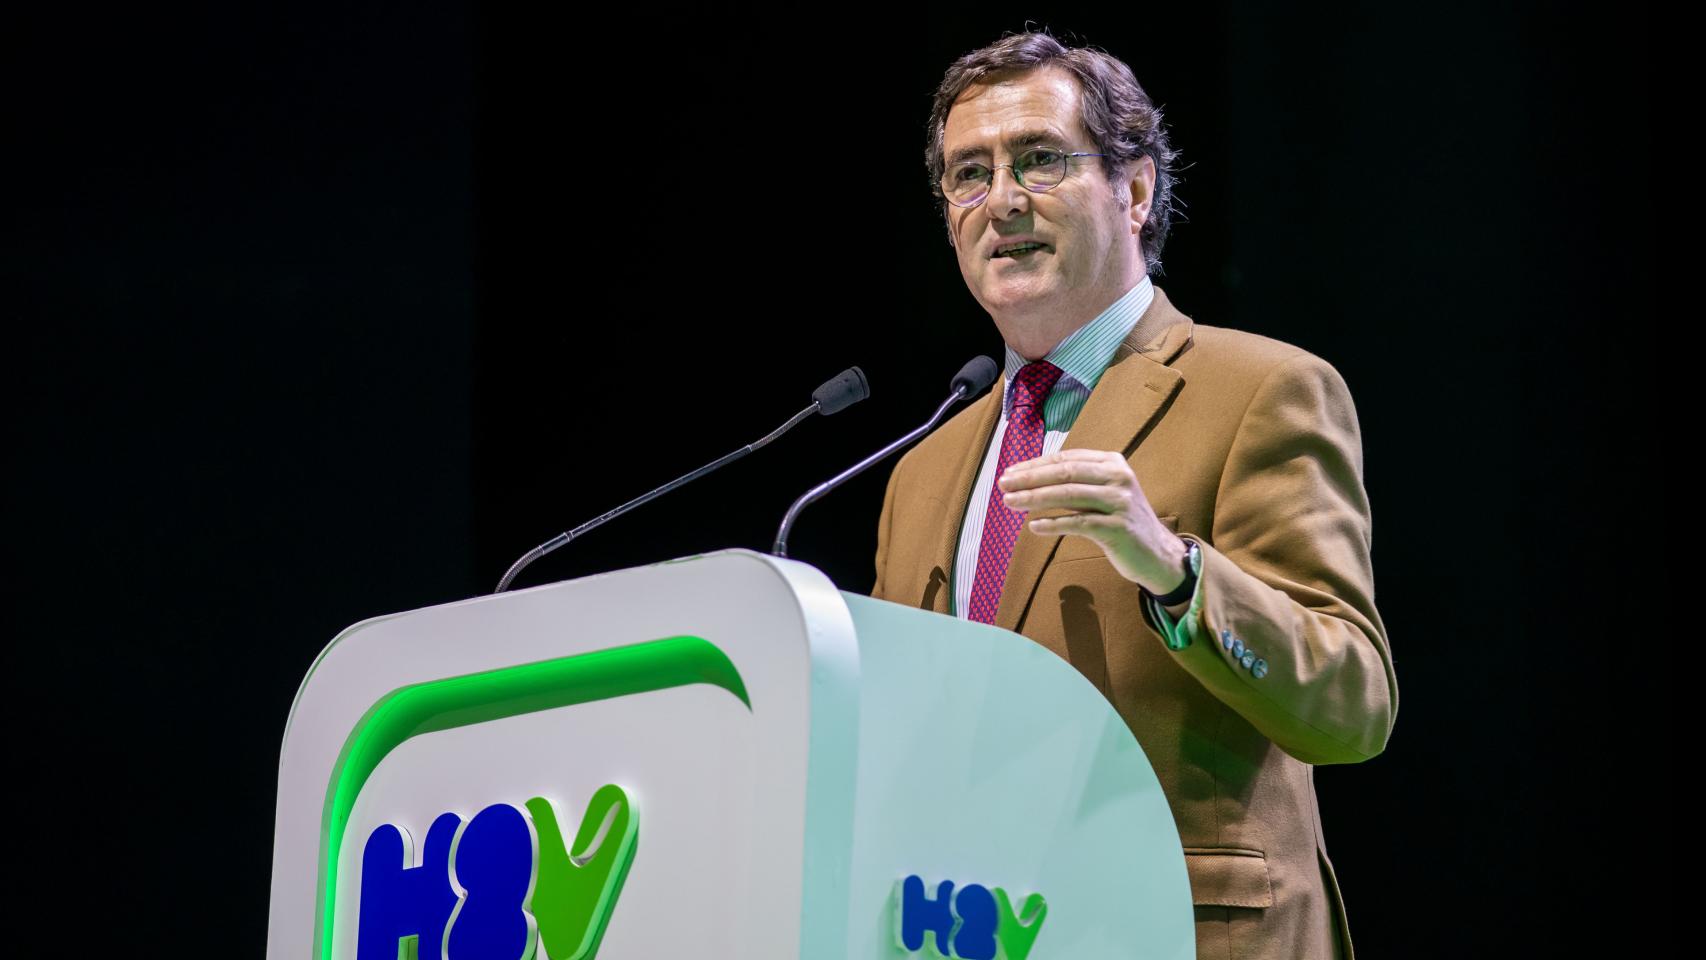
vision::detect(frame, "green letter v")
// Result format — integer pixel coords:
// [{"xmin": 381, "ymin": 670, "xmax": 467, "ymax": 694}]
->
[
  {"xmin": 993, "ymin": 887, "xmax": 1047, "ymax": 960},
  {"xmin": 526, "ymin": 784, "xmax": 639, "ymax": 960}
]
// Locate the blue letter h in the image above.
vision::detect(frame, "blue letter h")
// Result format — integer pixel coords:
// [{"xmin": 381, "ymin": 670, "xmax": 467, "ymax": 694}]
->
[
  {"xmin": 357, "ymin": 813, "xmax": 462, "ymax": 960},
  {"xmin": 901, "ymin": 875, "xmax": 956, "ymax": 956}
]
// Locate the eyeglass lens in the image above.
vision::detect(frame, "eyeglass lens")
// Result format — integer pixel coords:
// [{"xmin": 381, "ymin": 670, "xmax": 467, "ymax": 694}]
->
[{"xmin": 942, "ymin": 148, "xmax": 1070, "ymax": 206}]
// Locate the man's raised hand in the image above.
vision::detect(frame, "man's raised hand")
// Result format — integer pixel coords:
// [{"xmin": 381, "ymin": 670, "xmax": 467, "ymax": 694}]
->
[{"xmin": 997, "ymin": 448, "xmax": 1188, "ymax": 598}]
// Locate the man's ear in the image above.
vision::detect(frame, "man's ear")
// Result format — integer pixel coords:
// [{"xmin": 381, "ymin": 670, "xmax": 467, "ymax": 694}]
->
[{"xmin": 1128, "ymin": 154, "xmax": 1156, "ymax": 235}]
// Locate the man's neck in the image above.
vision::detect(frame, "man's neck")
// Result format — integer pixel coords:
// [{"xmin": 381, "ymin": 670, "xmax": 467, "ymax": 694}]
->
[{"xmin": 1000, "ymin": 275, "xmax": 1152, "ymax": 362}]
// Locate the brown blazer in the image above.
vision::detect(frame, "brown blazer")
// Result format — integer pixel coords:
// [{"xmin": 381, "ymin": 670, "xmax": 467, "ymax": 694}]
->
[{"xmin": 872, "ymin": 287, "xmax": 1398, "ymax": 960}]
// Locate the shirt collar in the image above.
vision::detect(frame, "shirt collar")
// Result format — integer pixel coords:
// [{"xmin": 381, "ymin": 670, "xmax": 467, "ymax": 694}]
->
[{"xmin": 1001, "ymin": 275, "xmax": 1154, "ymax": 416}]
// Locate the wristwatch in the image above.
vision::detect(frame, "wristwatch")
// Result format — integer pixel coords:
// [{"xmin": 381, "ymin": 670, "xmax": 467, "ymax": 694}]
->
[{"xmin": 1151, "ymin": 537, "xmax": 1201, "ymax": 607}]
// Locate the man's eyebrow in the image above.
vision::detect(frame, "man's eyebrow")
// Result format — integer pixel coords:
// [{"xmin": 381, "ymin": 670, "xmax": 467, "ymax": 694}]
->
[{"xmin": 944, "ymin": 130, "xmax": 1065, "ymax": 167}]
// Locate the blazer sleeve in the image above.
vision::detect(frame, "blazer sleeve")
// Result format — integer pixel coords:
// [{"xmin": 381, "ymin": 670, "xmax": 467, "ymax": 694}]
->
[{"xmin": 1148, "ymin": 352, "xmax": 1398, "ymax": 765}]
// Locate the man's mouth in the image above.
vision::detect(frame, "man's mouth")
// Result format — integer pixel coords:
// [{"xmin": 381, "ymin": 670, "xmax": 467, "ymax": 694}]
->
[{"xmin": 993, "ymin": 241, "xmax": 1051, "ymax": 259}]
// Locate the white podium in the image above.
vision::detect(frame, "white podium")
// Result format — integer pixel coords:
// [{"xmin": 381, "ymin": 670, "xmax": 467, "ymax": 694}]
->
[{"xmin": 266, "ymin": 549, "xmax": 1194, "ymax": 959}]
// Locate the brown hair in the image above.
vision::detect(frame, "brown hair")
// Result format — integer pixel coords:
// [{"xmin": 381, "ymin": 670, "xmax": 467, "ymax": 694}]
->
[{"xmin": 926, "ymin": 30, "xmax": 1181, "ymax": 273}]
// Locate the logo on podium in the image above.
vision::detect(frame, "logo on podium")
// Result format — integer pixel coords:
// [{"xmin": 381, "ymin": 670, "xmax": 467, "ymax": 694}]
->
[
  {"xmin": 896, "ymin": 874, "xmax": 1047, "ymax": 960},
  {"xmin": 356, "ymin": 784, "xmax": 637, "ymax": 960}
]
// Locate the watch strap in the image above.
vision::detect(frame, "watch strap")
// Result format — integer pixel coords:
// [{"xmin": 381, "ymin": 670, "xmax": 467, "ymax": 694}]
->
[{"xmin": 1150, "ymin": 538, "xmax": 1200, "ymax": 607}]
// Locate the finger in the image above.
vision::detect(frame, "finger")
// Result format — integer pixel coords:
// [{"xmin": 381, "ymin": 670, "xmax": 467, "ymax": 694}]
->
[
  {"xmin": 1004, "ymin": 448, "xmax": 1116, "ymax": 474},
  {"xmin": 999, "ymin": 456, "xmax": 1126, "ymax": 491},
  {"xmin": 1002, "ymin": 482, "xmax": 1125, "ymax": 514},
  {"xmin": 1027, "ymin": 512, "xmax": 1129, "ymax": 537},
  {"xmin": 1016, "ymin": 448, "xmax": 1117, "ymax": 466}
]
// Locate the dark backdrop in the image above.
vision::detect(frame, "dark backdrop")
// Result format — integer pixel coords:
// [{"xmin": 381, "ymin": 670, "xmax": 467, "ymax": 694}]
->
[{"xmin": 12, "ymin": 2, "xmax": 1661, "ymax": 954}]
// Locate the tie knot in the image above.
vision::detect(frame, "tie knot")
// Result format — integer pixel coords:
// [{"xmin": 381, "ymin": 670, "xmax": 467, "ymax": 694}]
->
[{"xmin": 1011, "ymin": 361, "xmax": 1064, "ymax": 411}]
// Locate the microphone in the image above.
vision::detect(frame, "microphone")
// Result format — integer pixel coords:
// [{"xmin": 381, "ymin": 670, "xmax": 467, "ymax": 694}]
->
[
  {"xmin": 494, "ymin": 366, "xmax": 870, "ymax": 593},
  {"xmin": 772, "ymin": 356, "xmax": 997, "ymax": 558}
]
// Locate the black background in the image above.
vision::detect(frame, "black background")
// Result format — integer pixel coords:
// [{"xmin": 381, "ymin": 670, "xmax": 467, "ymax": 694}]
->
[{"xmin": 12, "ymin": 2, "xmax": 1663, "ymax": 954}]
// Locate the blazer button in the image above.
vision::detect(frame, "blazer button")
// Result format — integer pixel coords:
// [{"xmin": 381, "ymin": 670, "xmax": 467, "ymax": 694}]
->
[
  {"xmin": 1240, "ymin": 651, "xmax": 1256, "ymax": 670},
  {"xmin": 1221, "ymin": 628, "xmax": 1234, "ymax": 650},
  {"xmin": 1252, "ymin": 658, "xmax": 1268, "ymax": 679},
  {"xmin": 1230, "ymin": 638, "xmax": 1245, "ymax": 659}
]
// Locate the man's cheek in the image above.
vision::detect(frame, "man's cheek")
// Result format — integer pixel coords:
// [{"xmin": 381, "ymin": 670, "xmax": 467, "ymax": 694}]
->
[{"xmin": 957, "ymin": 257, "xmax": 980, "ymax": 295}]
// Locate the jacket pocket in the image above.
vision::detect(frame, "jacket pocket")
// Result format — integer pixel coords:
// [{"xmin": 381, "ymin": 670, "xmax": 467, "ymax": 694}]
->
[{"xmin": 1183, "ymin": 847, "xmax": 1274, "ymax": 909}]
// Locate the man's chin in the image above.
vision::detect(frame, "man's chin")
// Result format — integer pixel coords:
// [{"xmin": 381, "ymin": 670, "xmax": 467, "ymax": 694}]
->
[{"xmin": 982, "ymin": 281, "xmax": 1059, "ymax": 316}]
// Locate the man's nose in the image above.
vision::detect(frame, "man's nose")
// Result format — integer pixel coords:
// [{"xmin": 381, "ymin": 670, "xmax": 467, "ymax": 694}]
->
[{"xmin": 985, "ymin": 165, "xmax": 1030, "ymax": 220}]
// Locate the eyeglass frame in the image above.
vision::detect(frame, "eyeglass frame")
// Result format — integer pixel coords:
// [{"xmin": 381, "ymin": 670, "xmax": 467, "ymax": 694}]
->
[{"xmin": 935, "ymin": 146, "xmax": 1109, "ymax": 208}]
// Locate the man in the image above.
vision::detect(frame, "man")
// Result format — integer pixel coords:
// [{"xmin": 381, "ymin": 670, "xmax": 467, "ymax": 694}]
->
[{"xmin": 872, "ymin": 32, "xmax": 1398, "ymax": 960}]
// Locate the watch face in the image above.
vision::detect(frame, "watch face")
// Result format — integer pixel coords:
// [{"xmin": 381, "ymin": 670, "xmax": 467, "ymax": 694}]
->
[{"xmin": 1186, "ymin": 541, "xmax": 1202, "ymax": 575}]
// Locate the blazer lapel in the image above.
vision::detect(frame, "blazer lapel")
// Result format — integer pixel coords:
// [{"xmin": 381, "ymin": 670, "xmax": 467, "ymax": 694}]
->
[
  {"xmin": 993, "ymin": 287, "xmax": 1194, "ymax": 632},
  {"xmin": 921, "ymin": 386, "xmax": 1003, "ymax": 614}
]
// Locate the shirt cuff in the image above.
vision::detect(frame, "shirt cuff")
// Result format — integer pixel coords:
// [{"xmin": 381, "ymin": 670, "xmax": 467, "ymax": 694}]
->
[{"xmin": 1144, "ymin": 547, "xmax": 1205, "ymax": 651}]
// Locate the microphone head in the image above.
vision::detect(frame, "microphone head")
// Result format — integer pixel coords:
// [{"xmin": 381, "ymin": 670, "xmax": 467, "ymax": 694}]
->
[
  {"xmin": 950, "ymin": 355, "xmax": 999, "ymax": 396},
  {"xmin": 812, "ymin": 366, "xmax": 870, "ymax": 416}
]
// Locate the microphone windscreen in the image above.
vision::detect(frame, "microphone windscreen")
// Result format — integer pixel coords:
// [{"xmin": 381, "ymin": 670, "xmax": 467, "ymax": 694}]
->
[
  {"xmin": 812, "ymin": 366, "xmax": 870, "ymax": 415},
  {"xmin": 951, "ymin": 355, "xmax": 999, "ymax": 395}
]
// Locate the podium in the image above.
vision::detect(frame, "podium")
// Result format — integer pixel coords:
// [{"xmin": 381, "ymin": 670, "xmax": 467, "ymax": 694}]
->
[{"xmin": 266, "ymin": 549, "xmax": 1194, "ymax": 959}]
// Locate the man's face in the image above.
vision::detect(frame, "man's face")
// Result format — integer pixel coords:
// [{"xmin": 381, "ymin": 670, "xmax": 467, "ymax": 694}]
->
[{"xmin": 941, "ymin": 66, "xmax": 1152, "ymax": 359}]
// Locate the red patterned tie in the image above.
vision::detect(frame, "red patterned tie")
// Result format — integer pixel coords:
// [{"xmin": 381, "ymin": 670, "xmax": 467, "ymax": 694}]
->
[{"xmin": 967, "ymin": 361, "xmax": 1064, "ymax": 624}]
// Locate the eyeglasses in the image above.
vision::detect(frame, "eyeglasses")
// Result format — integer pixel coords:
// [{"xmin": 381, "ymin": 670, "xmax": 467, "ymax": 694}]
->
[{"xmin": 937, "ymin": 146, "xmax": 1107, "ymax": 208}]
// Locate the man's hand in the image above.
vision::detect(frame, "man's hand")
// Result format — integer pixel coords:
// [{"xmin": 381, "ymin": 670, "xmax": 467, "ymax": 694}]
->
[{"xmin": 998, "ymin": 449, "xmax": 1189, "ymax": 600}]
